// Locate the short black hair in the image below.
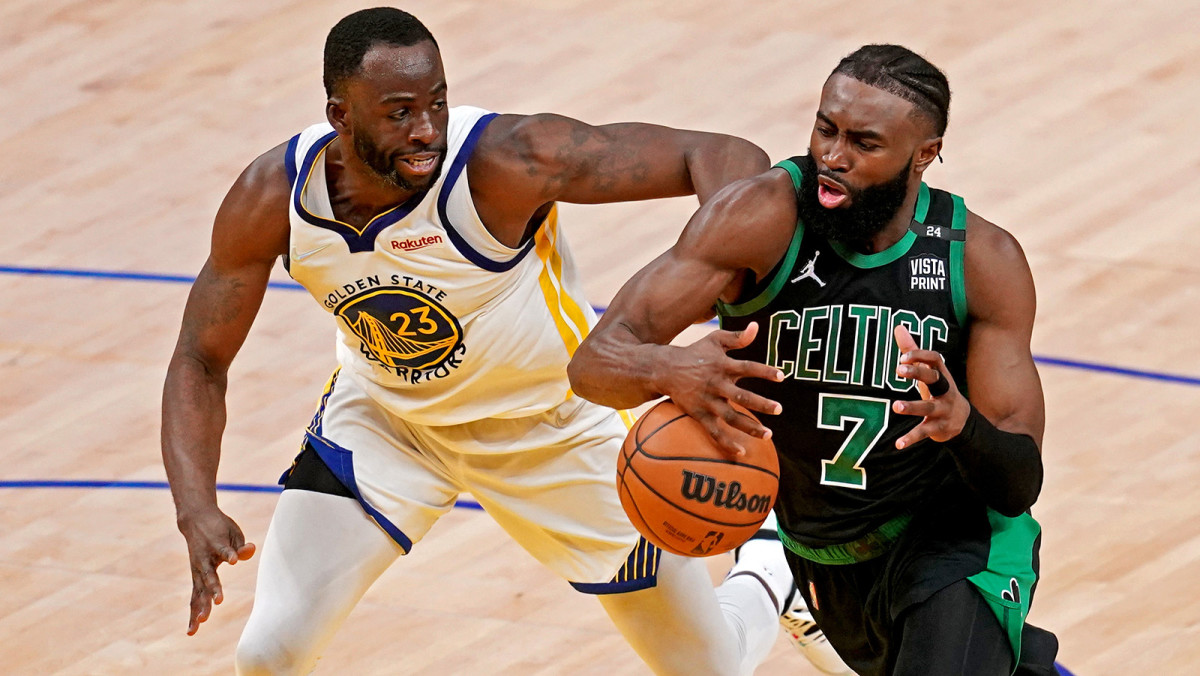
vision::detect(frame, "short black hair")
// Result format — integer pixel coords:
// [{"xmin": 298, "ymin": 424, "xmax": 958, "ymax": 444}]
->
[
  {"xmin": 831, "ymin": 45, "xmax": 950, "ymax": 137},
  {"xmin": 323, "ymin": 7, "xmax": 439, "ymax": 98}
]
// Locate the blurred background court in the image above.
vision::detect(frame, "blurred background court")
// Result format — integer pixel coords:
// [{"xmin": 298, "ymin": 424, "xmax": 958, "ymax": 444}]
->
[{"xmin": 2, "ymin": 1, "xmax": 1198, "ymax": 673}]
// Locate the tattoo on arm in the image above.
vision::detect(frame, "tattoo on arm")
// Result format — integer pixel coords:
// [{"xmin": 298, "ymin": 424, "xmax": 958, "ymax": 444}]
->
[
  {"xmin": 529, "ymin": 123, "xmax": 655, "ymax": 198},
  {"xmin": 208, "ymin": 275, "xmax": 248, "ymax": 327}
]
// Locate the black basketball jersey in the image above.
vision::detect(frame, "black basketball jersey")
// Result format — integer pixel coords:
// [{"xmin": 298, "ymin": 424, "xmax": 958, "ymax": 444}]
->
[{"xmin": 718, "ymin": 156, "xmax": 971, "ymax": 547}]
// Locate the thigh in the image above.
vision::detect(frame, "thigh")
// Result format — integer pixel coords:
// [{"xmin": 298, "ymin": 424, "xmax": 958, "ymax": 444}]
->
[
  {"xmin": 305, "ymin": 370, "xmax": 463, "ymax": 552},
  {"xmin": 444, "ymin": 398, "xmax": 644, "ymax": 587},
  {"xmin": 891, "ymin": 579, "xmax": 1012, "ymax": 676},
  {"xmin": 237, "ymin": 490, "xmax": 403, "ymax": 674},
  {"xmin": 789, "ymin": 554, "xmax": 888, "ymax": 676}
]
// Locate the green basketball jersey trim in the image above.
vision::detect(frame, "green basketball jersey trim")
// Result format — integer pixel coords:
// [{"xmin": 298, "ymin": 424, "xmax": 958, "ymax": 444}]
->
[
  {"xmin": 717, "ymin": 160, "xmax": 806, "ymax": 318},
  {"xmin": 949, "ymin": 194, "xmax": 969, "ymax": 326},
  {"xmin": 827, "ymin": 183, "xmax": 930, "ymax": 269}
]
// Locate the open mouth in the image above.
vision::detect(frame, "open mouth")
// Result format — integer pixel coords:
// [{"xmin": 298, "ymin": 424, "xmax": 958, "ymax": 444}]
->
[
  {"xmin": 398, "ymin": 152, "xmax": 441, "ymax": 176},
  {"xmin": 817, "ymin": 176, "xmax": 849, "ymax": 209}
]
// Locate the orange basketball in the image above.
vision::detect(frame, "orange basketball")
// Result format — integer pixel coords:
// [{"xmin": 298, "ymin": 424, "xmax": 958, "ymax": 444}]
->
[{"xmin": 617, "ymin": 399, "xmax": 779, "ymax": 557}]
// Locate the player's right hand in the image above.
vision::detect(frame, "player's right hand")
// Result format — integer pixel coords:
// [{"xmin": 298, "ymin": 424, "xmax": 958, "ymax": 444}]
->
[
  {"xmin": 176, "ymin": 506, "xmax": 256, "ymax": 635},
  {"xmin": 663, "ymin": 321, "xmax": 784, "ymax": 456}
]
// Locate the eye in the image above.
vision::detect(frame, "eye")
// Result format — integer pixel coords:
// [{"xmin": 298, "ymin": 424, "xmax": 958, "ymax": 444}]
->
[
  {"xmin": 816, "ymin": 125, "xmax": 835, "ymax": 138},
  {"xmin": 432, "ymin": 99, "xmax": 447, "ymax": 111},
  {"xmin": 856, "ymin": 140, "xmax": 879, "ymax": 151},
  {"xmin": 389, "ymin": 108, "xmax": 410, "ymax": 121}
]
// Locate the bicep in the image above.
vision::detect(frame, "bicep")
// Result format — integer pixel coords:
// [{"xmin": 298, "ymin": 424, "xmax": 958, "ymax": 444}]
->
[
  {"xmin": 598, "ymin": 175, "xmax": 794, "ymax": 344},
  {"xmin": 504, "ymin": 114, "xmax": 762, "ymax": 205},
  {"xmin": 963, "ymin": 222, "xmax": 1045, "ymax": 445},
  {"xmin": 173, "ymin": 148, "xmax": 290, "ymax": 373}
]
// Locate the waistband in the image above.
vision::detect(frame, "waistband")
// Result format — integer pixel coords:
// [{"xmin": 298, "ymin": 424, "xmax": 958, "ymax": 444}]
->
[{"xmin": 779, "ymin": 512, "xmax": 914, "ymax": 565}]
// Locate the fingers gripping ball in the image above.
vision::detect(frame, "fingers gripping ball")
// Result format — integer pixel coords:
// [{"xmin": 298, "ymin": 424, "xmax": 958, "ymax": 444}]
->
[{"xmin": 617, "ymin": 400, "xmax": 779, "ymax": 557}]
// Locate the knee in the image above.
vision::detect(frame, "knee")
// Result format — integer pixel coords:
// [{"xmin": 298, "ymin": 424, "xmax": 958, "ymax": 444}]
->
[{"xmin": 234, "ymin": 632, "xmax": 309, "ymax": 676}]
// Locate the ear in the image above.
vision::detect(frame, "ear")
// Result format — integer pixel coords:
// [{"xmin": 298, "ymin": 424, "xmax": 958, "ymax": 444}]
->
[
  {"xmin": 326, "ymin": 97, "xmax": 349, "ymax": 134},
  {"xmin": 913, "ymin": 136, "xmax": 942, "ymax": 175}
]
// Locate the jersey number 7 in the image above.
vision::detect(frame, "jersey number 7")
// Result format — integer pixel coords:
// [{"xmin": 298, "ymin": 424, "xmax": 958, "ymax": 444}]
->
[{"xmin": 817, "ymin": 394, "xmax": 890, "ymax": 490}]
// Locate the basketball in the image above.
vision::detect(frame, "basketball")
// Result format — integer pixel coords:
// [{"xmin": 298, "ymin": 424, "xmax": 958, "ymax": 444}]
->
[{"xmin": 617, "ymin": 399, "xmax": 780, "ymax": 557}]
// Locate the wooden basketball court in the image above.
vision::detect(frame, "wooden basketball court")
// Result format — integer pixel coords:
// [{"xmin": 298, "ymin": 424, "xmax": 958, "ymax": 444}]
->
[{"xmin": 2, "ymin": 1, "xmax": 1198, "ymax": 673}]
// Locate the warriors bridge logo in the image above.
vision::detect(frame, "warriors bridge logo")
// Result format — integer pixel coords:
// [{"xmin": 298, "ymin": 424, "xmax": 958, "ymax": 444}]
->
[{"xmin": 335, "ymin": 286, "xmax": 465, "ymax": 381}]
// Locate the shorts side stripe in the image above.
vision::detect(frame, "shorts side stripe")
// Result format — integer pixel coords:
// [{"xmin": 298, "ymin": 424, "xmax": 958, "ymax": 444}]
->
[
  {"xmin": 569, "ymin": 537, "xmax": 662, "ymax": 595},
  {"xmin": 309, "ymin": 367, "xmax": 341, "ymax": 437},
  {"xmin": 304, "ymin": 430, "xmax": 414, "ymax": 553}
]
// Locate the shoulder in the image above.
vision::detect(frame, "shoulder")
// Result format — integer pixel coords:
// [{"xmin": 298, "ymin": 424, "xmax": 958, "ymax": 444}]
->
[
  {"xmin": 211, "ymin": 141, "xmax": 293, "ymax": 263},
  {"xmin": 965, "ymin": 211, "xmax": 1026, "ymax": 264},
  {"xmin": 471, "ymin": 112, "xmax": 582, "ymax": 166},
  {"xmin": 677, "ymin": 168, "xmax": 797, "ymax": 278},
  {"xmin": 963, "ymin": 210, "xmax": 1035, "ymax": 324},
  {"xmin": 235, "ymin": 142, "xmax": 293, "ymax": 205}
]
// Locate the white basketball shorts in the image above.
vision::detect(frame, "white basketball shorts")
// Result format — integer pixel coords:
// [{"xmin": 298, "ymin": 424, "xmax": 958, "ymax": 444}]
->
[{"xmin": 281, "ymin": 368, "xmax": 660, "ymax": 593}]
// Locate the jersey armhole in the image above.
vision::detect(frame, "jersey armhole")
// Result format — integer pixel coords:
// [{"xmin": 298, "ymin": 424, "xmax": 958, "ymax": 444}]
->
[
  {"xmin": 949, "ymin": 194, "xmax": 968, "ymax": 327},
  {"xmin": 716, "ymin": 220, "xmax": 804, "ymax": 319},
  {"xmin": 775, "ymin": 157, "xmax": 804, "ymax": 191},
  {"xmin": 716, "ymin": 158, "xmax": 807, "ymax": 319},
  {"xmin": 284, "ymin": 133, "xmax": 300, "ymax": 186},
  {"xmin": 436, "ymin": 112, "xmax": 541, "ymax": 273}
]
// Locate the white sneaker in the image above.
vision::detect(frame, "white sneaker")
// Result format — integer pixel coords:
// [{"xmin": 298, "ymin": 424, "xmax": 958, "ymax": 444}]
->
[{"xmin": 780, "ymin": 585, "xmax": 853, "ymax": 675}]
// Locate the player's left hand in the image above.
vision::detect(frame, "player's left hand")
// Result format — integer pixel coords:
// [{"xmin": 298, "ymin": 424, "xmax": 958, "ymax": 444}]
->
[{"xmin": 890, "ymin": 325, "xmax": 970, "ymax": 448}]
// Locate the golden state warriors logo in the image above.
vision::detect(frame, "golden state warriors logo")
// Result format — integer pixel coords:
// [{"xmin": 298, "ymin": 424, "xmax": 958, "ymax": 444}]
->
[{"xmin": 335, "ymin": 287, "xmax": 464, "ymax": 373}]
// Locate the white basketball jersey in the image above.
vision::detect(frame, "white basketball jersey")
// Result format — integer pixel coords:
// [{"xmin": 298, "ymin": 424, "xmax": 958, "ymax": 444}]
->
[{"xmin": 284, "ymin": 106, "xmax": 597, "ymax": 426}]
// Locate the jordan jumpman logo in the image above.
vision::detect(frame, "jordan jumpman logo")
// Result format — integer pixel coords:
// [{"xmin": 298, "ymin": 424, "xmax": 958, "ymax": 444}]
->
[{"xmin": 791, "ymin": 251, "xmax": 826, "ymax": 287}]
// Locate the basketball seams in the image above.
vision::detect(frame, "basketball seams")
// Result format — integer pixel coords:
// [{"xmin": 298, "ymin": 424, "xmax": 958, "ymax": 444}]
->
[
  {"xmin": 637, "ymin": 411, "xmax": 689, "ymax": 445},
  {"xmin": 631, "ymin": 449, "xmax": 781, "ymax": 480},
  {"xmin": 617, "ymin": 399, "xmax": 780, "ymax": 556}
]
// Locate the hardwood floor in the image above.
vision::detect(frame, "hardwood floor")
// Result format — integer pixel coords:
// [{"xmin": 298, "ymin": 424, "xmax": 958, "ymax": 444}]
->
[{"xmin": 2, "ymin": 1, "xmax": 1198, "ymax": 673}]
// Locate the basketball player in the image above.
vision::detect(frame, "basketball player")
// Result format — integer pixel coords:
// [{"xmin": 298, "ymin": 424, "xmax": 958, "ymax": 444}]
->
[
  {"xmin": 161, "ymin": 8, "xmax": 849, "ymax": 675},
  {"xmin": 569, "ymin": 45, "xmax": 1060, "ymax": 675}
]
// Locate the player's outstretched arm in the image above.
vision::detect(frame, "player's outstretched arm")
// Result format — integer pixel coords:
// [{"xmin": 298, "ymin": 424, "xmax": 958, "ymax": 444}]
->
[
  {"xmin": 161, "ymin": 143, "xmax": 290, "ymax": 634},
  {"xmin": 890, "ymin": 214, "xmax": 1045, "ymax": 516},
  {"xmin": 469, "ymin": 113, "xmax": 769, "ymax": 244},
  {"xmin": 568, "ymin": 171, "xmax": 796, "ymax": 455}
]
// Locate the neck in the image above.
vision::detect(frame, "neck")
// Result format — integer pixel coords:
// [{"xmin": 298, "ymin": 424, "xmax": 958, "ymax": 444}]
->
[
  {"xmin": 854, "ymin": 180, "xmax": 922, "ymax": 254},
  {"xmin": 325, "ymin": 137, "xmax": 420, "ymax": 217}
]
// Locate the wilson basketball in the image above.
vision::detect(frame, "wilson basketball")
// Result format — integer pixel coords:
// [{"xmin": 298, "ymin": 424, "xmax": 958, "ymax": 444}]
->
[{"xmin": 617, "ymin": 399, "xmax": 779, "ymax": 557}]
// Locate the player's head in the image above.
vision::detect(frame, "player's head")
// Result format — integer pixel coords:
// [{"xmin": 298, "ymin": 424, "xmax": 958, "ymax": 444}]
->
[
  {"xmin": 324, "ymin": 8, "xmax": 448, "ymax": 192},
  {"xmin": 800, "ymin": 44, "xmax": 950, "ymax": 244}
]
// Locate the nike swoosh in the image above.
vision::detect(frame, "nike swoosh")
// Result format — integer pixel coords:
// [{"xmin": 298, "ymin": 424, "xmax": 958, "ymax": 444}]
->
[{"xmin": 292, "ymin": 243, "xmax": 331, "ymax": 261}]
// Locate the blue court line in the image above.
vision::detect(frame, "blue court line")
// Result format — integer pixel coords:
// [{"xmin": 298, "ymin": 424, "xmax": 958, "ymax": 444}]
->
[
  {"xmin": 1032, "ymin": 355, "xmax": 1200, "ymax": 387},
  {"xmin": 0, "ymin": 264, "xmax": 306, "ymax": 291},
  {"xmin": 0, "ymin": 479, "xmax": 484, "ymax": 510},
  {"xmin": 0, "ymin": 479, "xmax": 1074, "ymax": 675},
  {"xmin": 3, "ymin": 263, "xmax": 1198, "ymax": 388}
]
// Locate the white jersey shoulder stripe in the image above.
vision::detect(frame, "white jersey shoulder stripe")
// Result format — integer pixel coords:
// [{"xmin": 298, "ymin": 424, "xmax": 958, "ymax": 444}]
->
[
  {"xmin": 284, "ymin": 133, "xmax": 301, "ymax": 186},
  {"xmin": 434, "ymin": 112, "xmax": 539, "ymax": 272}
]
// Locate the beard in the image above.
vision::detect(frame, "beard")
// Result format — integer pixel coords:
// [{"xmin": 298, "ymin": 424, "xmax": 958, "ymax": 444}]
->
[
  {"xmin": 352, "ymin": 126, "xmax": 446, "ymax": 192},
  {"xmin": 796, "ymin": 153, "xmax": 912, "ymax": 246}
]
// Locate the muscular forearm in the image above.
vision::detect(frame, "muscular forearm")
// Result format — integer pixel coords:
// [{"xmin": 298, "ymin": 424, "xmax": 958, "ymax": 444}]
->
[
  {"xmin": 568, "ymin": 327, "xmax": 678, "ymax": 410},
  {"xmin": 685, "ymin": 136, "xmax": 770, "ymax": 204},
  {"xmin": 943, "ymin": 405, "xmax": 1044, "ymax": 517},
  {"xmin": 161, "ymin": 353, "xmax": 230, "ymax": 517}
]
